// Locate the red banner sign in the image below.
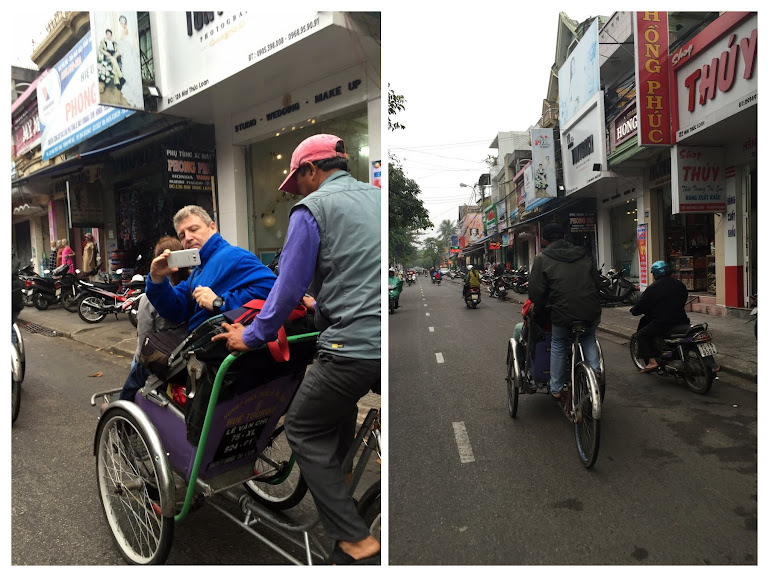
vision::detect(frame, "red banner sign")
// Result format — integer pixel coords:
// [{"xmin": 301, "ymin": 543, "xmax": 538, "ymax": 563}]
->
[
  {"xmin": 489, "ymin": 242, "xmax": 501, "ymax": 249},
  {"xmin": 637, "ymin": 223, "xmax": 648, "ymax": 288},
  {"xmin": 634, "ymin": 12, "xmax": 671, "ymax": 145}
]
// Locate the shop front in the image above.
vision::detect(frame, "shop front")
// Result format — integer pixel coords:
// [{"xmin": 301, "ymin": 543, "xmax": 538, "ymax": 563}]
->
[
  {"xmin": 669, "ymin": 11, "xmax": 757, "ymax": 308},
  {"xmin": 151, "ymin": 11, "xmax": 381, "ymax": 253}
]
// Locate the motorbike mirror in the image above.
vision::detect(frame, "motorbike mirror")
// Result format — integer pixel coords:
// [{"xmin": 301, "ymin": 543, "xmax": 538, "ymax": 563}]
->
[
  {"xmin": 116, "ymin": 268, "xmax": 124, "ymax": 275},
  {"xmin": 136, "ymin": 254, "xmax": 142, "ymax": 262},
  {"xmin": 43, "ymin": 269, "xmax": 50, "ymax": 275}
]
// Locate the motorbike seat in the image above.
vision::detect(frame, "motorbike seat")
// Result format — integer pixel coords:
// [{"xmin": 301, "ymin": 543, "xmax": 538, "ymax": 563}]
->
[
  {"xmin": 666, "ymin": 323, "xmax": 699, "ymax": 338},
  {"xmin": 86, "ymin": 281, "xmax": 121, "ymax": 292}
]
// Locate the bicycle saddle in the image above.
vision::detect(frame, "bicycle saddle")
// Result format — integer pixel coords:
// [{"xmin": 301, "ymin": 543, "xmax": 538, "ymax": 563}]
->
[{"xmin": 569, "ymin": 320, "xmax": 590, "ymax": 333}]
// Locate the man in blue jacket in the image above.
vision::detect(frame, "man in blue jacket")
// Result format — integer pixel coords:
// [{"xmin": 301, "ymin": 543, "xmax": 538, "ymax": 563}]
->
[
  {"xmin": 146, "ymin": 205, "xmax": 276, "ymax": 332},
  {"xmin": 212, "ymin": 134, "xmax": 381, "ymax": 565}
]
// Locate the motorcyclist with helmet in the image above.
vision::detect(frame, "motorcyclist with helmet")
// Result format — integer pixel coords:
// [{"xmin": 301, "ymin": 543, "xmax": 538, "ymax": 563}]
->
[
  {"xmin": 630, "ymin": 260, "xmax": 690, "ymax": 373},
  {"xmin": 462, "ymin": 264, "xmax": 481, "ymax": 298},
  {"xmin": 388, "ymin": 267, "xmax": 403, "ymax": 309}
]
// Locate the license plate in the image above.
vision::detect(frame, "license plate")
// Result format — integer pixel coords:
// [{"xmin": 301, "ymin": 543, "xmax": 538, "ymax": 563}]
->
[
  {"xmin": 697, "ymin": 342, "xmax": 717, "ymax": 356},
  {"xmin": 471, "ymin": 294, "xmax": 479, "ymax": 301},
  {"xmin": 55, "ymin": 288, "xmax": 61, "ymax": 296}
]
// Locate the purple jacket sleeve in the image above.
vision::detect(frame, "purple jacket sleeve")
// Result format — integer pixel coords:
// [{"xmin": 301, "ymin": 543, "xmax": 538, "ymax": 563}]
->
[{"xmin": 241, "ymin": 207, "xmax": 319, "ymax": 349}]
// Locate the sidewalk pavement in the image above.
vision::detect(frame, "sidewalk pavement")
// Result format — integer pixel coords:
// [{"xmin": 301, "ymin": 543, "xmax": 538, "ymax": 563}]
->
[
  {"xmin": 446, "ymin": 277, "xmax": 757, "ymax": 388},
  {"xmin": 16, "ymin": 305, "xmax": 381, "ymax": 420}
]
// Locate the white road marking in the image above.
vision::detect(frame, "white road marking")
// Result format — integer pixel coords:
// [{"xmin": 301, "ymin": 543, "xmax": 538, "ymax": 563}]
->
[
  {"xmin": 452, "ymin": 422, "xmax": 476, "ymax": 463},
  {"xmin": 436, "ymin": 352, "xmax": 444, "ymax": 363},
  {"xmin": 428, "ymin": 327, "xmax": 434, "ymax": 332},
  {"xmin": 424, "ymin": 304, "xmax": 427, "ymax": 307},
  {"xmin": 425, "ymin": 313, "xmax": 430, "ymax": 317}
]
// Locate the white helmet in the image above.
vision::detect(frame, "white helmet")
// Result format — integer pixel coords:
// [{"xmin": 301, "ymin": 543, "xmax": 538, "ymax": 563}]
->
[
  {"xmin": 131, "ymin": 274, "xmax": 145, "ymax": 283},
  {"xmin": 468, "ymin": 265, "xmax": 473, "ymax": 270}
]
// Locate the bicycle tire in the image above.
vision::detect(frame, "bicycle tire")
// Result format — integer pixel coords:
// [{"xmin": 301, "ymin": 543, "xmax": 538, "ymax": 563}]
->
[
  {"xmin": 12, "ymin": 376, "xmax": 21, "ymax": 424},
  {"xmin": 596, "ymin": 339, "xmax": 606, "ymax": 403},
  {"xmin": 357, "ymin": 480, "xmax": 381, "ymax": 543},
  {"xmin": 95, "ymin": 407, "xmax": 174, "ymax": 564},
  {"xmin": 573, "ymin": 363, "xmax": 600, "ymax": 469},
  {"xmin": 506, "ymin": 343, "xmax": 519, "ymax": 418},
  {"xmin": 243, "ymin": 424, "xmax": 308, "ymax": 510}
]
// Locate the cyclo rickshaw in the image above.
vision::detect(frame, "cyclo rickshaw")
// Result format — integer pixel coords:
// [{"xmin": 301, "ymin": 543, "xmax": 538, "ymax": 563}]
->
[{"xmin": 91, "ymin": 302, "xmax": 381, "ymax": 565}]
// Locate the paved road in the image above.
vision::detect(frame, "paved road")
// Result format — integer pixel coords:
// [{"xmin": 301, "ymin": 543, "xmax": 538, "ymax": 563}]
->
[
  {"xmin": 11, "ymin": 330, "xmax": 379, "ymax": 565},
  {"xmin": 389, "ymin": 277, "xmax": 757, "ymax": 565}
]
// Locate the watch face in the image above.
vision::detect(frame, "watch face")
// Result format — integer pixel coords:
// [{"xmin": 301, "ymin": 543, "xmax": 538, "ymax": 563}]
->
[{"xmin": 213, "ymin": 297, "xmax": 223, "ymax": 309}]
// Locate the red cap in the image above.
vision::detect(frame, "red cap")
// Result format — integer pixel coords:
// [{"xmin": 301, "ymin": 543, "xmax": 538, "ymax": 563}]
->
[{"xmin": 279, "ymin": 134, "xmax": 347, "ymax": 194}]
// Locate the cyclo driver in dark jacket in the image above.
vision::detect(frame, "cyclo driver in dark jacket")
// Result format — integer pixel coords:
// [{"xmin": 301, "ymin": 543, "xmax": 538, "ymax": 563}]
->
[
  {"xmin": 528, "ymin": 223, "xmax": 603, "ymax": 400},
  {"xmin": 630, "ymin": 260, "xmax": 690, "ymax": 372}
]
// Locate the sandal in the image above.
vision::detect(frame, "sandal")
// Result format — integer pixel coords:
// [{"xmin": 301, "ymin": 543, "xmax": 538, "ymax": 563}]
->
[{"xmin": 640, "ymin": 365, "xmax": 659, "ymax": 373}]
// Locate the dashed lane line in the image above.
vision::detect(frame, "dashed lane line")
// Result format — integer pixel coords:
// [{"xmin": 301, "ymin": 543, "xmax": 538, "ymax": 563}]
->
[
  {"xmin": 436, "ymin": 352, "xmax": 444, "ymax": 363},
  {"xmin": 452, "ymin": 421, "xmax": 476, "ymax": 463},
  {"xmin": 429, "ymin": 327, "xmax": 434, "ymax": 332}
]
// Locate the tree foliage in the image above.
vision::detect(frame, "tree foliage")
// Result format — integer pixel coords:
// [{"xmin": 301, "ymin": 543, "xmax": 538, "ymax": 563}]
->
[
  {"xmin": 389, "ymin": 162, "xmax": 432, "ymax": 265},
  {"xmin": 437, "ymin": 219, "xmax": 457, "ymax": 251},
  {"xmin": 420, "ymin": 237, "xmax": 443, "ymax": 269},
  {"xmin": 388, "ymin": 85, "xmax": 406, "ymax": 132}
]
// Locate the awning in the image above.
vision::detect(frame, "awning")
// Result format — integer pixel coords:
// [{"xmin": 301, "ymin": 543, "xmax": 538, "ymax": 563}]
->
[
  {"xmin": 608, "ymin": 139, "xmax": 645, "ymax": 168},
  {"xmin": 11, "ymin": 74, "xmax": 42, "ymax": 116}
]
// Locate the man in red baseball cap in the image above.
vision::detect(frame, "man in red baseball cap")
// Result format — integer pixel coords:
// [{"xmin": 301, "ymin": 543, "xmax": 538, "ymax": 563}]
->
[{"xmin": 214, "ymin": 133, "xmax": 381, "ymax": 564}]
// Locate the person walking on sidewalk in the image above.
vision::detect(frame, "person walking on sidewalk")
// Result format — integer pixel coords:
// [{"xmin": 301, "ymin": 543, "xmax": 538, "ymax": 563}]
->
[
  {"xmin": 630, "ymin": 260, "xmax": 690, "ymax": 373},
  {"xmin": 212, "ymin": 134, "xmax": 381, "ymax": 565},
  {"xmin": 61, "ymin": 240, "xmax": 75, "ymax": 274},
  {"xmin": 528, "ymin": 223, "xmax": 603, "ymax": 400}
]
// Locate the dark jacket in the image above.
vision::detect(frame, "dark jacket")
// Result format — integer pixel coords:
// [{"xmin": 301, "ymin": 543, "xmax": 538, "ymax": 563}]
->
[
  {"xmin": 528, "ymin": 239, "xmax": 602, "ymax": 326},
  {"xmin": 630, "ymin": 275, "xmax": 690, "ymax": 325}
]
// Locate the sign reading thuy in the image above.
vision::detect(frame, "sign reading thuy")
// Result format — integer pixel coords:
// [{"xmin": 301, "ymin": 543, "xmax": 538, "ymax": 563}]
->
[{"xmin": 671, "ymin": 145, "xmax": 726, "ymax": 214}]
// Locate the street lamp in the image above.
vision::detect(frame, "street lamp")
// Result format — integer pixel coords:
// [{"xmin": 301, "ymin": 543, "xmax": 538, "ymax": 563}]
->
[{"xmin": 460, "ymin": 182, "xmax": 485, "ymax": 206}]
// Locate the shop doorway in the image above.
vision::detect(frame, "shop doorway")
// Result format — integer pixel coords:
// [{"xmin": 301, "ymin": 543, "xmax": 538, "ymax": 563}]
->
[
  {"xmin": 747, "ymin": 169, "xmax": 757, "ymax": 301},
  {"xmin": 14, "ymin": 221, "xmax": 32, "ymax": 267}
]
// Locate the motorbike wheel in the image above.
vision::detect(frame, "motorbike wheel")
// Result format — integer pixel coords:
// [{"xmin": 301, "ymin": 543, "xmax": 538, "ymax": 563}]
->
[
  {"xmin": 32, "ymin": 292, "xmax": 50, "ymax": 311},
  {"xmin": 12, "ymin": 374, "xmax": 21, "ymax": 424},
  {"xmin": 79, "ymin": 296, "xmax": 108, "ymax": 324},
  {"xmin": 625, "ymin": 290, "xmax": 640, "ymax": 305},
  {"xmin": 64, "ymin": 292, "xmax": 83, "ymax": 313},
  {"xmin": 505, "ymin": 343, "xmax": 519, "ymax": 418},
  {"xmin": 244, "ymin": 424, "xmax": 308, "ymax": 510},
  {"xmin": 628, "ymin": 334, "xmax": 648, "ymax": 371},
  {"xmin": 682, "ymin": 349, "xmax": 714, "ymax": 395},
  {"xmin": 23, "ymin": 293, "xmax": 33, "ymax": 307},
  {"xmin": 573, "ymin": 364, "xmax": 601, "ymax": 469},
  {"xmin": 389, "ymin": 299, "xmax": 395, "ymax": 315}
]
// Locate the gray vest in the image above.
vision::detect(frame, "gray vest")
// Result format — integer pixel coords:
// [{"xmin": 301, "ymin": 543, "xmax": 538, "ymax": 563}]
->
[{"xmin": 293, "ymin": 171, "xmax": 381, "ymax": 359}]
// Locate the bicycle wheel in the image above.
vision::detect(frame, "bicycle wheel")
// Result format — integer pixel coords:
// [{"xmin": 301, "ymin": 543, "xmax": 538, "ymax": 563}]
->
[
  {"xmin": 244, "ymin": 424, "xmax": 308, "ymax": 510},
  {"xmin": 95, "ymin": 407, "xmax": 174, "ymax": 564},
  {"xmin": 628, "ymin": 334, "xmax": 648, "ymax": 371},
  {"xmin": 357, "ymin": 480, "xmax": 381, "ymax": 543},
  {"xmin": 12, "ymin": 375, "xmax": 21, "ymax": 424},
  {"xmin": 573, "ymin": 363, "xmax": 600, "ymax": 469},
  {"xmin": 505, "ymin": 343, "xmax": 519, "ymax": 418},
  {"xmin": 682, "ymin": 349, "xmax": 714, "ymax": 395},
  {"xmin": 79, "ymin": 296, "xmax": 108, "ymax": 323}
]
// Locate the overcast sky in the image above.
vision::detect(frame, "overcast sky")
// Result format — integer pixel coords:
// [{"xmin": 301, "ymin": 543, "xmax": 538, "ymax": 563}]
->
[{"xmin": 388, "ymin": 6, "xmax": 605, "ymax": 242}]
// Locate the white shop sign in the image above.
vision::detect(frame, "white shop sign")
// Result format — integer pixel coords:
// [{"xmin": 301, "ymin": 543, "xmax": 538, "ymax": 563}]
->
[
  {"xmin": 231, "ymin": 64, "xmax": 368, "ymax": 144},
  {"xmin": 560, "ymin": 92, "xmax": 608, "ymax": 195},
  {"xmin": 671, "ymin": 145, "xmax": 727, "ymax": 214}
]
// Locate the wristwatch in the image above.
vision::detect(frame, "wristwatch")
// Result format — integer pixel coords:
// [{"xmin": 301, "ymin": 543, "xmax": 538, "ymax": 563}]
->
[{"xmin": 212, "ymin": 296, "xmax": 224, "ymax": 314}]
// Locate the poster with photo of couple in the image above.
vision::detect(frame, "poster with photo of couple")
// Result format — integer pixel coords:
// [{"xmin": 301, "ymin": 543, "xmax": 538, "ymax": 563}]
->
[{"xmin": 90, "ymin": 11, "xmax": 144, "ymax": 111}]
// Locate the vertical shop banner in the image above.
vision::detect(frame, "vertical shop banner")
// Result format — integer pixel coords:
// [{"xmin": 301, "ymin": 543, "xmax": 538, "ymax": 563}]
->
[
  {"xmin": 165, "ymin": 149, "xmax": 215, "ymax": 192},
  {"xmin": 523, "ymin": 163, "xmax": 536, "ymax": 212},
  {"xmin": 671, "ymin": 145, "xmax": 727, "ymax": 213},
  {"xmin": 496, "ymin": 200, "xmax": 507, "ymax": 227},
  {"xmin": 12, "ymin": 101, "xmax": 40, "ymax": 157},
  {"xmin": 557, "ymin": 19, "xmax": 599, "ymax": 127},
  {"xmin": 484, "ymin": 204, "xmax": 497, "ymax": 235},
  {"xmin": 502, "ymin": 233, "xmax": 509, "ymax": 247},
  {"xmin": 633, "ymin": 12, "xmax": 671, "ymax": 146},
  {"xmin": 637, "ymin": 223, "xmax": 648, "ymax": 288},
  {"xmin": 90, "ymin": 12, "xmax": 144, "ymax": 111},
  {"xmin": 530, "ymin": 128, "xmax": 557, "ymax": 208},
  {"xmin": 370, "ymin": 160, "xmax": 382, "ymax": 188},
  {"xmin": 37, "ymin": 31, "xmax": 134, "ymax": 161}
]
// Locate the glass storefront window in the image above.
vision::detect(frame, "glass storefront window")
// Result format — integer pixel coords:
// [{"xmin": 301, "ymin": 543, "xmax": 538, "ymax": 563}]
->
[
  {"xmin": 610, "ymin": 199, "xmax": 639, "ymax": 282},
  {"xmin": 247, "ymin": 105, "xmax": 369, "ymax": 259}
]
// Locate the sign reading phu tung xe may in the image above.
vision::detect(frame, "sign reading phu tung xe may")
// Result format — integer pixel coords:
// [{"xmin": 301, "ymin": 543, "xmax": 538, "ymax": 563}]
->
[{"xmin": 671, "ymin": 145, "xmax": 726, "ymax": 214}]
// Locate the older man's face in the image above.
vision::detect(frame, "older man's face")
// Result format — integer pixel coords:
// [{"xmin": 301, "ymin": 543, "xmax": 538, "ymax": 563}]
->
[{"xmin": 176, "ymin": 215, "xmax": 216, "ymax": 250}]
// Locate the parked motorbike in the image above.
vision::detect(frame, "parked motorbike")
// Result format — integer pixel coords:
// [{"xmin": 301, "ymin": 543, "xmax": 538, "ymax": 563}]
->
[
  {"xmin": 27, "ymin": 263, "xmax": 81, "ymax": 311},
  {"xmin": 480, "ymin": 272, "xmax": 492, "ymax": 285},
  {"xmin": 17, "ymin": 259, "xmax": 36, "ymax": 307},
  {"xmin": 465, "ymin": 285, "xmax": 481, "ymax": 309},
  {"xmin": 77, "ymin": 269, "xmax": 145, "ymax": 324},
  {"xmin": 487, "ymin": 275, "xmax": 507, "ymax": 299},
  {"xmin": 598, "ymin": 264, "xmax": 639, "ymax": 305},
  {"xmin": 748, "ymin": 293, "xmax": 757, "ymax": 339},
  {"xmin": 629, "ymin": 317, "xmax": 719, "ymax": 394},
  {"xmin": 509, "ymin": 266, "xmax": 529, "ymax": 294}
]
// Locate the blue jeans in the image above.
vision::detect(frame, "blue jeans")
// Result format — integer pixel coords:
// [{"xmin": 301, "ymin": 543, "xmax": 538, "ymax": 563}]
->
[
  {"xmin": 119, "ymin": 360, "xmax": 151, "ymax": 401},
  {"xmin": 549, "ymin": 321, "xmax": 600, "ymax": 394}
]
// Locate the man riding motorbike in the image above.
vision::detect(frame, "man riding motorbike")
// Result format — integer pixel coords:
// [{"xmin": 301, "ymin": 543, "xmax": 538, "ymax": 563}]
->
[
  {"xmin": 462, "ymin": 264, "xmax": 481, "ymax": 298},
  {"xmin": 630, "ymin": 260, "xmax": 690, "ymax": 373},
  {"xmin": 389, "ymin": 267, "xmax": 403, "ymax": 309}
]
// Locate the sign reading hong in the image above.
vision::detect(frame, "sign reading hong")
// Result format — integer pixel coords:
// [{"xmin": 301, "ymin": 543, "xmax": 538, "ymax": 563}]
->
[{"xmin": 633, "ymin": 12, "xmax": 671, "ymax": 146}]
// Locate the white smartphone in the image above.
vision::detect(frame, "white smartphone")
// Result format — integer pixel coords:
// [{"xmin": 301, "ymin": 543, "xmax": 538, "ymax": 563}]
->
[{"xmin": 166, "ymin": 248, "xmax": 200, "ymax": 269}]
